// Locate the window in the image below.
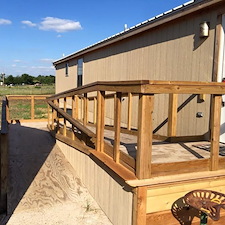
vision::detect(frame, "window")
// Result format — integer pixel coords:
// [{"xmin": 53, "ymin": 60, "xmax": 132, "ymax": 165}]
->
[
  {"xmin": 77, "ymin": 58, "xmax": 83, "ymax": 87},
  {"xmin": 65, "ymin": 62, "xmax": 69, "ymax": 77}
]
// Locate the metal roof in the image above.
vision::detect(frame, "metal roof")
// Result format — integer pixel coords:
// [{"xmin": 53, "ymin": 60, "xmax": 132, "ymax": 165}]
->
[{"xmin": 53, "ymin": 0, "xmax": 209, "ymax": 65}]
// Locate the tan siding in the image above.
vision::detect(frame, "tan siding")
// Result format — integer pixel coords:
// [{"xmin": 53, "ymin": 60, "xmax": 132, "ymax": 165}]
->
[
  {"xmin": 56, "ymin": 140, "xmax": 133, "ymax": 225},
  {"xmin": 55, "ymin": 8, "xmax": 220, "ymax": 135}
]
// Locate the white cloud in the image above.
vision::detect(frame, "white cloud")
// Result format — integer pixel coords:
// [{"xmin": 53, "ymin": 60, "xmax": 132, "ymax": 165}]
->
[
  {"xmin": 57, "ymin": 34, "xmax": 62, "ymax": 38},
  {"xmin": 0, "ymin": 19, "xmax": 12, "ymax": 25},
  {"xmin": 40, "ymin": 58, "xmax": 54, "ymax": 62},
  {"xmin": 14, "ymin": 59, "xmax": 22, "ymax": 63},
  {"xmin": 39, "ymin": 17, "xmax": 82, "ymax": 33},
  {"xmin": 21, "ymin": 20, "xmax": 36, "ymax": 27}
]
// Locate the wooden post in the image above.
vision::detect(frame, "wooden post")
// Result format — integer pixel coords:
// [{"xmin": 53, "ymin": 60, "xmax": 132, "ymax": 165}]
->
[
  {"xmin": 93, "ymin": 97, "xmax": 97, "ymax": 124},
  {"xmin": 132, "ymin": 187, "xmax": 147, "ymax": 225},
  {"xmin": 31, "ymin": 95, "xmax": 35, "ymax": 120},
  {"xmin": 96, "ymin": 91, "xmax": 105, "ymax": 152},
  {"xmin": 167, "ymin": 93, "xmax": 178, "ymax": 137},
  {"xmin": 83, "ymin": 93, "xmax": 88, "ymax": 126},
  {"xmin": 136, "ymin": 94, "xmax": 154, "ymax": 179},
  {"xmin": 113, "ymin": 92, "xmax": 122, "ymax": 163},
  {"xmin": 71, "ymin": 96, "xmax": 75, "ymax": 140},
  {"xmin": 63, "ymin": 97, "xmax": 67, "ymax": 137},
  {"xmin": 56, "ymin": 99, "xmax": 60, "ymax": 134},
  {"xmin": 75, "ymin": 95, "xmax": 79, "ymax": 120},
  {"xmin": 48, "ymin": 104, "xmax": 50, "ymax": 128},
  {"xmin": 51, "ymin": 107, "xmax": 55, "ymax": 130},
  {"xmin": 210, "ymin": 94, "xmax": 222, "ymax": 171},
  {"xmin": 127, "ymin": 92, "xmax": 132, "ymax": 130}
]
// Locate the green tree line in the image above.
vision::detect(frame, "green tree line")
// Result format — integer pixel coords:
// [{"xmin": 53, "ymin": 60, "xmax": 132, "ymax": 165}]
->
[{"xmin": 4, "ymin": 74, "xmax": 55, "ymax": 85}]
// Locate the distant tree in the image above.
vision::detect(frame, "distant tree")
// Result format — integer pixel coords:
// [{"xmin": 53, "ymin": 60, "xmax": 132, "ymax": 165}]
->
[
  {"xmin": 21, "ymin": 73, "xmax": 34, "ymax": 85},
  {"xmin": 5, "ymin": 75, "xmax": 14, "ymax": 85}
]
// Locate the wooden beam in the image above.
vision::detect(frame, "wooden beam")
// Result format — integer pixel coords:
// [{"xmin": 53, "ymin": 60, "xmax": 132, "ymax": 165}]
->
[
  {"xmin": 167, "ymin": 93, "xmax": 178, "ymax": 136},
  {"xmin": 31, "ymin": 96, "xmax": 35, "ymax": 120},
  {"xmin": 96, "ymin": 91, "xmax": 105, "ymax": 152},
  {"xmin": 127, "ymin": 92, "xmax": 132, "ymax": 130},
  {"xmin": 136, "ymin": 94, "xmax": 154, "ymax": 179},
  {"xmin": 210, "ymin": 95, "xmax": 222, "ymax": 171},
  {"xmin": 132, "ymin": 186, "xmax": 147, "ymax": 225},
  {"xmin": 113, "ymin": 92, "xmax": 122, "ymax": 163},
  {"xmin": 93, "ymin": 97, "xmax": 97, "ymax": 124}
]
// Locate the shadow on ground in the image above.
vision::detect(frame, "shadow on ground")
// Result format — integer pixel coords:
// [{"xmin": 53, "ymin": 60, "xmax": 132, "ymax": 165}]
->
[{"xmin": 0, "ymin": 122, "xmax": 55, "ymax": 224}]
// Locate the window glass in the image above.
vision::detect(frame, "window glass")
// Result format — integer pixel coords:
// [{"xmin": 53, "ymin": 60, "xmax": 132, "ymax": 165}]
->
[
  {"xmin": 77, "ymin": 58, "xmax": 83, "ymax": 87},
  {"xmin": 65, "ymin": 62, "xmax": 69, "ymax": 77}
]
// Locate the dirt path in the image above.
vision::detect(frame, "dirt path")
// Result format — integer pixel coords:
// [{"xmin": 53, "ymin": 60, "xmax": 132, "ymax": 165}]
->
[{"xmin": 0, "ymin": 122, "xmax": 112, "ymax": 225}]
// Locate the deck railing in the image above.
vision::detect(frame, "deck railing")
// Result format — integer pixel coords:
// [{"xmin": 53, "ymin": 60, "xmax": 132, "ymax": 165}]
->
[
  {"xmin": 47, "ymin": 80, "xmax": 225, "ymax": 180},
  {"xmin": 6, "ymin": 95, "xmax": 50, "ymax": 122}
]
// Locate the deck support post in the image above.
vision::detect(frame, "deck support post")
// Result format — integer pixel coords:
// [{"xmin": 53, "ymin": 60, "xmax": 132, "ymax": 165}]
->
[
  {"xmin": 113, "ymin": 92, "xmax": 122, "ymax": 163},
  {"xmin": 136, "ymin": 94, "xmax": 154, "ymax": 179},
  {"xmin": 96, "ymin": 91, "xmax": 105, "ymax": 152},
  {"xmin": 167, "ymin": 93, "xmax": 178, "ymax": 136},
  {"xmin": 132, "ymin": 186, "xmax": 147, "ymax": 225},
  {"xmin": 210, "ymin": 94, "xmax": 222, "ymax": 171}
]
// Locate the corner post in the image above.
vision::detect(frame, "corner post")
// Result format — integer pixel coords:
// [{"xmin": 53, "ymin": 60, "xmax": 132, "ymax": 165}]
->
[
  {"xmin": 136, "ymin": 94, "xmax": 154, "ymax": 179},
  {"xmin": 31, "ymin": 96, "xmax": 35, "ymax": 120},
  {"xmin": 210, "ymin": 94, "xmax": 222, "ymax": 171}
]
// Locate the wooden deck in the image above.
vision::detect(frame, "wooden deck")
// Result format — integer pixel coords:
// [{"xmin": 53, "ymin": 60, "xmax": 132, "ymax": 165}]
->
[{"xmin": 0, "ymin": 122, "xmax": 112, "ymax": 225}]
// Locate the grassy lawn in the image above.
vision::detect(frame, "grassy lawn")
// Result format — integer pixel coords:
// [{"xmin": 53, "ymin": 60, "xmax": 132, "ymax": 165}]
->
[
  {"xmin": 0, "ymin": 85, "xmax": 55, "ymax": 121},
  {"xmin": 0, "ymin": 84, "xmax": 55, "ymax": 96}
]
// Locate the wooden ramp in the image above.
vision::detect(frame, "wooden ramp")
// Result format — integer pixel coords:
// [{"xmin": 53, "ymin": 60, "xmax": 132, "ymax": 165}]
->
[{"xmin": 0, "ymin": 122, "xmax": 112, "ymax": 225}]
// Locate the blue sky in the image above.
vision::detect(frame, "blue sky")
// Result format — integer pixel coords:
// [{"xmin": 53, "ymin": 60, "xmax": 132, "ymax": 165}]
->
[{"xmin": 0, "ymin": 0, "xmax": 187, "ymax": 76}]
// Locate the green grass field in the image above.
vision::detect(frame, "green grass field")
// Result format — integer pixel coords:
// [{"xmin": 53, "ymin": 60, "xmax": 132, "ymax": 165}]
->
[
  {"xmin": 0, "ymin": 84, "xmax": 55, "ymax": 96},
  {"xmin": 0, "ymin": 85, "xmax": 55, "ymax": 121}
]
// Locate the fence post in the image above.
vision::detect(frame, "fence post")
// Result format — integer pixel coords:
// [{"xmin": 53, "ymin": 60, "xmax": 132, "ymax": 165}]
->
[
  {"xmin": 113, "ymin": 92, "xmax": 122, "ymax": 163},
  {"xmin": 83, "ymin": 93, "xmax": 88, "ymax": 126},
  {"xmin": 136, "ymin": 94, "xmax": 154, "ymax": 179},
  {"xmin": 31, "ymin": 96, "xmax": 35, "ymax": 120},
  {"xmin": 210, "ymin": 94, "xmax": 222, "ymax": 171},
  {"xmin": 96, "ymin": 91, "xmax": 105, "ymax": 152}
]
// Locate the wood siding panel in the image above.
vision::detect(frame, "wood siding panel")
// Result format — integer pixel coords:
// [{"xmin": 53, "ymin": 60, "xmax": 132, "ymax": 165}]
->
[{"xmin": 146, "ymin": 177, "xmax": 225, "ymax": 213}]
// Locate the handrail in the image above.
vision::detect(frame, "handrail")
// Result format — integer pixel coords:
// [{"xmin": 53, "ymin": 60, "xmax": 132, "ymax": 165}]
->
[
  {"xmin": 0, "ymin": 96, "xmax": 8, "ymax": 213},
  {"xmin": 47, "ymin": 80, "xmax": 225, "ymax": 180}
]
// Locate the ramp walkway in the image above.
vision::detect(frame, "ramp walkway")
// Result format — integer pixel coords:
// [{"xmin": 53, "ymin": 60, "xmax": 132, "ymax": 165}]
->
[{"xmin": 0, "ymin": 122, "xmax": 112, "ymax": 225}]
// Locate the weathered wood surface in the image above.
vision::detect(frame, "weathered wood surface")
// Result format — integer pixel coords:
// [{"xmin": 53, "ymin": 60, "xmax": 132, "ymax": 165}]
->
[{"xmin": 2, "ymin": 122, "xmax": 112, "ymax": 225}]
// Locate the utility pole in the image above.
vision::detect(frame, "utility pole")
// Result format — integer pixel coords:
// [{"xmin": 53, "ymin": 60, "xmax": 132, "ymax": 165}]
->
[{"xmin": 1, "ymin": 73, "xmax": 5, "ymax": 85}]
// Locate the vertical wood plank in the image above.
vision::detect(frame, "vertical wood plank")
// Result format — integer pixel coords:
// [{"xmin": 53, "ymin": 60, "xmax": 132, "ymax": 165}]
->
[
  {"xmin": 63, "ymin": 97, "xmax": 67, "ymax": 137},
  {"xmin": 31, "ymin": 95, "xmax": 35, "ymax": 120},
  {"xmin": 114, "ymin": 93, "xmax": 117, "ymax": 129},
  {"xmin": 127, "ymin": 92, "xmax": 132, "ymax": 130},
  {"xmin": 72, "ymin": 96, "xmax": 75, "ymax": 140},
  {"xmin": 113, "ymin": 92, "xmax": 122, "ymax": 163},
  {"xmin": 48, "ymin": 104, "xmax": 50, "ymax": 128},
  {"xmin": 75, "ymin": 95, "xmax": 79, "ymax": 120},
  {"xmin": 136, "ymin": 94, "xmax": 154, "ymax": 179},
  {"xmin": 93, "ymin": 97, "xmax": 97, "ymax": 124},
  {"xmin": 51, "ymin": 107, "xmax": 55, "ymax": 130},
  {"xmin": 167, "ymin": 93, "xmax": 178, "ymax": 137},
  {"xmin": 210, "ymin": 95, "xmax": 222, "ymax": 171},
  {"xmin": 56, "ymin": 99, "xmax": 60, "ymax": 134},
  {"xmin": 132, "ymin": 187, "xmax": 147, "ymax": 225},
  {"xmin": 96, "ymin": 91, "xmax": 105, "ymax": 152},
  {"xmin": 83, "ymin": 93, "xmax": 88, "ymax": 126}
]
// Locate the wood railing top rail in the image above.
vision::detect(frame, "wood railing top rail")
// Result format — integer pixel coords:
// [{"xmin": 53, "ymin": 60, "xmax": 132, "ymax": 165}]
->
[
  {"xmin": 7, "ymin": 95, "xmax": 50, "ymax": 100},
  {"xmin": 47, "ymin": 80, "xmax": 225, "ymax": 101}
]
